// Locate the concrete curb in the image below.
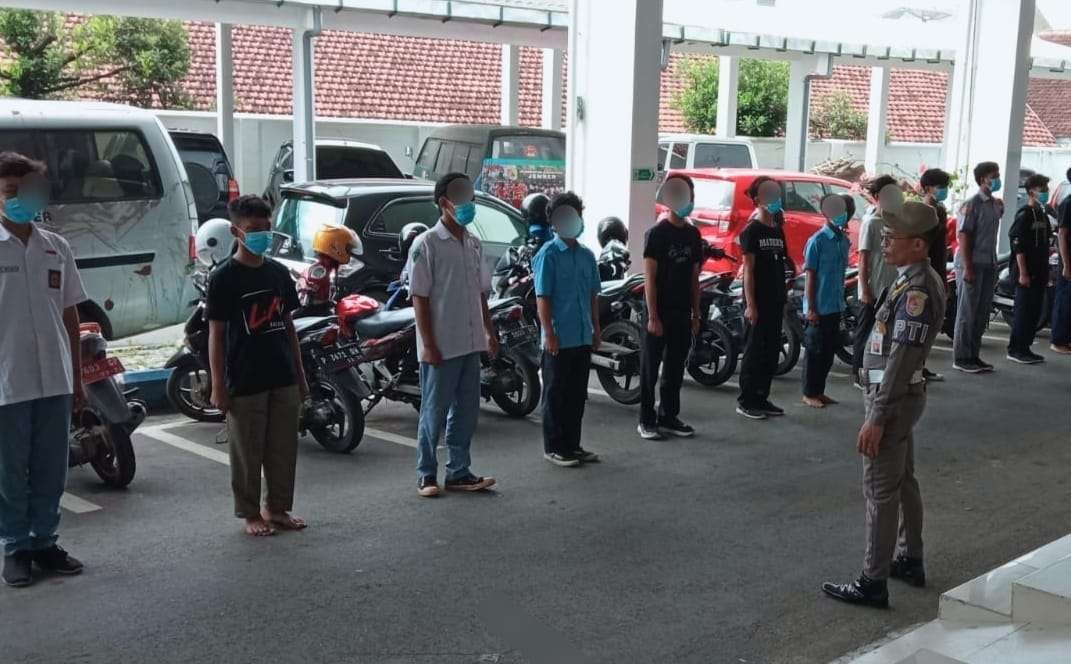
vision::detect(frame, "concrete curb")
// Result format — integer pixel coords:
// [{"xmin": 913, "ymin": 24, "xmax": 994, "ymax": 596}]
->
[{"xmin": 121, "ymin": 368, "xmax": 173, "ymax": 410}]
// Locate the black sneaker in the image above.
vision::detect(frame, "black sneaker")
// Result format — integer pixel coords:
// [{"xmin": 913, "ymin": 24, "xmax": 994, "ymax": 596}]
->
[
  {"xmin": 444, "ymin": 474, "xmax": 496, "ymax": 492},
  {"xmin": 2, "ymin": 551, "xmax": 33, "ymax": 588},
  {"xmin": 953, "ymin": 360, "xmax": 984, "ymax": 374},
  {"xmin": 1007, "ymin": 350, "xmax": 1038, "ymax": 365},
  {"xmin": 574, "ymin": 448, "xmax": 600, "ymax": 463},
  {"xmin": 922, "ymin": 367, "xmax": 944, "ymax": 382},
  {"xmin": 889, "ymin": 555, "xmax": 926, "ymax": 588},
  {"xmin": 1026, "ymin": 351, "xmax": 1046, "ymax": 364},
  {"xmin": 31, "ymin": 545, "xmax": 82, "ymax": 576},
  {"xmin": 759, "ymin": 400, "xmax": 785, "ymax": 417},
  {"xmin": 976, "ymin": 358, "xmax": 995, "ymax": 372},
  {"xmin": 736, "ymin": 405, "xmax": 767, "ymax": 420},
  {"xmin": 543, "ymin": 452, "xmax": 581, "ymax": 468},
  {"xmin": 821, "ymin": 574, "xmax": 889, "ymax": 608},
  {"xmin": 637, "ymin": 423, "xmax": 664, "ymax": 440},
  {"xmin": 658, "ymin": 417, "xmax": 695, "ymax": 438},
  {"xmin": 417, "ymin": 475, "xmax": 441, "ymax": 498}
]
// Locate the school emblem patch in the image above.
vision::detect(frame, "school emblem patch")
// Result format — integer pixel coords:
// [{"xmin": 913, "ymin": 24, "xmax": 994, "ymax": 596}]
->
[{"xmin": 904, "ymin": 290, "xmax": 927, "ymax": 317}]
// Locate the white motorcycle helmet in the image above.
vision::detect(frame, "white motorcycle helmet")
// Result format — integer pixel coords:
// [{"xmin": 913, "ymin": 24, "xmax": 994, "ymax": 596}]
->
[{"xmin": 195, "ymin": 218, "xmax": 237, "ymax": 267}]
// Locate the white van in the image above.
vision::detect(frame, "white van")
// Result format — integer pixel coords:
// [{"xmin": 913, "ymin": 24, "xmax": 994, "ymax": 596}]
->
[
  {"xmin": 658, "ymin": 134, "xmax": 759, "ymax": 171},
  {"xmin": 0, "ymin": 100, "xmax": 199, "ymax": 338}
]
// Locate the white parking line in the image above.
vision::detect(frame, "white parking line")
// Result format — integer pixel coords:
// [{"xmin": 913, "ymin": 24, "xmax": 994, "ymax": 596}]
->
[
  {"xmin": 587, "ymin": 387, "xmax": 610, "ymax": 399},
  {"xmin": 364, "ymin": 427, "xmax": 417, "ymax": 448},
  {"xmin": 60, "ymin": 492, "xmax": 102, "ymax": 514},
  {"xmin": 931, "ymin": 345, "xmax": 953, "ymax": 353},
  {"xmin": 138, "ymin": 425, "xmax": 231, "ymax": 466}
]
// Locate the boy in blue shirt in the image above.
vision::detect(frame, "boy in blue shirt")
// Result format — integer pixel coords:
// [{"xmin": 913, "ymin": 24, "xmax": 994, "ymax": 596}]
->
[
  {"xmin": 532, "ymin": 192, "xmax": 602, "ymax": 467},
  {"xmin": 802, "ymin": 193, "xmax": 851, "ymax": 408}
]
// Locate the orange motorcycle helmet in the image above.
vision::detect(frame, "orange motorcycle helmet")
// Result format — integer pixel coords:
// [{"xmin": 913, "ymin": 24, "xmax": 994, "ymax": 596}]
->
[{"xmin": 312, "ymin": 224, "xmax": 362, "ymax": 264}]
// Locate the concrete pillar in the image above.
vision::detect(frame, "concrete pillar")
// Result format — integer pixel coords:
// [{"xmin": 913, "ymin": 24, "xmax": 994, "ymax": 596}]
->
[
  {"xmin": 541, "ymin": 48, "xmax": 564, "ymax": 130},
  {"xmin": 715, "ymin": 55, "xmax": 738, "ymax": 138},
  {"xmin": 291, "ymin": 8, "xmax": 321, "ymax": 183},
  {"xmin": 944, "ymin": 0, "xmax": 1034, "ymax": 239},
  {"xmin": 566, "ymin": 0, "xmax": 664, "ymax": 259},
  {"xmin": 500, "ymin": 44, "xmax": 520, "ymax": 126},
  {"xmin": 784, "ymin": 60, "xmax": 811, "ymax": 172},
  {"xmin": 215, "ymin": 23, "xmax": 236, "ymax": 177},
  {"xmin": 864, "ymin": 66, "xmax": 890, "ymax": 175}
]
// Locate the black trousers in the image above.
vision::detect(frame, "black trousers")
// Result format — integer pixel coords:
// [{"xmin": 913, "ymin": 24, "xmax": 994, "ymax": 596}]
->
[
  {"xmin": 541, "ymin": 346, "xmax": 592, "ymax": 455},
  {"xmin": 1009, "ymin": 281, "xmax": 1046, "ymax": 353},
  {"xmin": 852, "ymin": 301, "xmax": 877, "ymax": 376},
  {"xmin": 803, "ymin": 313, "xmax": 840, "ymax": 398},
  {"xmin": 738, "ymin": 303, "xmax": 784, "ymax": 408},
  {"xmin": 640, "ymin": 312, "xmax": 692, "ymax": 426}
]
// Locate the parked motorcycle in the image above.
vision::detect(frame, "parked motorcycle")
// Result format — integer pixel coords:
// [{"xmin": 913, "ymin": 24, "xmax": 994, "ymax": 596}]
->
[
  {"xmin": 782, "ymin": 269, "xmax": 862, "ymax": 369},
  {"xmin": 165, "ymin": 270, "xmax": 222, "ymax": 423},
  {"xmin": 993, "ymin": 250, "xmax": 1058, "ymax": 332},
  {"xmin": 72, "ymin": 323, "xmax": 147, "ymax": 488}
]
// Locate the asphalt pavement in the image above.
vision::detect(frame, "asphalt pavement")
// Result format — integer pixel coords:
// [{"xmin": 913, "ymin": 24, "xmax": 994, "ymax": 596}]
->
[{"xmin": 2, "ymin": 322, "xmax": 1070, "ymax": 664}]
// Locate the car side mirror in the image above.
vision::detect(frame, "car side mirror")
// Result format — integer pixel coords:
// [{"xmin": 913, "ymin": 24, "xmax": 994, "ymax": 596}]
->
[{"xmin": 282, "ymin": 169, "xmax": 294, "ymax": 183}]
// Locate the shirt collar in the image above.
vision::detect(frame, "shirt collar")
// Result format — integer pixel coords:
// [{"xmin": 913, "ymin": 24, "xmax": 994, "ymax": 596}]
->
[
  {"xmin": 551, "ymin": 234, "xmax": 572, "ymax": 252},
  {"xmin": 819, "ymin": 223, "xmax": 839, "ymax": 240},
  {"xmin": 897, "ymin": 261, "xmax": 928, "ymax": 277},
  {"xmin": 0, "ymin": 222, "xmax": 34, "ymax": 244},
  {"xmin": 433, "ymin": 218, "xmax": 466, "ymax": 243}
]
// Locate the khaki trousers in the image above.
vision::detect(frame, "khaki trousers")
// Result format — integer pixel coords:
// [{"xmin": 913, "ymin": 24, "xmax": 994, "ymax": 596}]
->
[
  {"xmin": 226, "ymin": 384, "xmax": 301, "ymax": 518},
  {"xmin": 862, "ymin": 385, "xmax": 926, "ymax": 580}
]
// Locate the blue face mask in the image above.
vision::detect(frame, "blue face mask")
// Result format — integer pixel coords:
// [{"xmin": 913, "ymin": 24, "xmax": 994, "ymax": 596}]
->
[
  {"xmin": 556, "ymin": 215, "xmax": 584, "ymax": 241},
  {"xmin": 240, "ymin": 230, "xmax": 272, "ymax": 256},
  {"xmin": 765, "ymin": 198, "xmax": 783, "ymax": 214},
  {"xmin": 989, "ymin": 177, "xmax": 1002, "ymax": 194},
  {"xmin": 935, "ymin": 187, "xmax": 949, "ymax": 202},
  {"xmin": 452, "ymin": 201, "xmax": 477, "ymax": 226},
  {"xmin": 675, "ymin": 202, "xmax": 695, "ymax": 218},
  {"xmin": 1038, "ymin": 191, "xmax": 1050, "ymax": 205},
  {"xmin": 3, "ymin": 196, "xmax": 44, "ymax": 224},
  {"xmin": 831, "ymin": 213, "xmax": 849, "ymax": 228}
]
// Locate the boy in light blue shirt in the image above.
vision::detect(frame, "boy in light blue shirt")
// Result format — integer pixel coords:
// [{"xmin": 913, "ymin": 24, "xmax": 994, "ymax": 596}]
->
[{"xmin": 802, "ymin": 193, "xmax": 851, "ymax": 408}]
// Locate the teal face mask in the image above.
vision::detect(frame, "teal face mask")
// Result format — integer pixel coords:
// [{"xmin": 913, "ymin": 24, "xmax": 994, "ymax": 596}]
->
[
  {"xmin": 935, "ymin": 187, "xmax": 949, "ymax": 202},
  {"xmin": 452, "ymin": 201, "xmax": 477, "ymax": 226},
  {"xmin": 989, "ymin": 177, "xmax": 1002, "ymax": 193},
  {"xmin": 831, "ymin": 212, "xmax": 849, "ymax": 228},
  {"xmin": 1038, "ymin": 191, "xmax": 1050, "ymax": 205},
  {"xmin": 556, "ymin": 215, "xmax": 584, "ymax": 240},
  {"xmin": 765, "ymin": 199, "xmax": 783, "ymax": 214},
  {"xmin": 675, "ymin": 202, "xmax": 695, "ymax": 218},
  {"xmin": 240, "ymin": 230, "xmax": 272, "ymax": 256},
  {"xmin": 3, "ymin": 196, "xmax": 45, "ymax": 224}
]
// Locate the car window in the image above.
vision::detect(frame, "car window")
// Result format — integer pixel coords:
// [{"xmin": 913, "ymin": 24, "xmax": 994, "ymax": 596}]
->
[
  {"xmin": 0, "ymin": 129, "xmax": 162, "ymax": 203},
  {"xmin": 434, "ymin": 141, "xmax": 456, "ymax": 176},
  {"xmin": 826, "ymin": 184, "xmax": 868, "ymax": 220},
  {"xmin": 316, "ymin": 146, "xmax": 403, "ymax": 179},
  {"xmin": 784, "ymin": 181, "xmax": 824, "ymax": 214},
  {"xmin": 416, "ymin": 139, "xmax": 440, "ymax": 173},
  {"xmin": 491, "ymin": 134, "xmax": 565, "ymax": 161},
  {"xmin": 466, "ymin": 148, "xmax": 486, "ymax": 179},
  {"xmin": 657, "ymin": 143, "xmax": 669, "ymax": 171},
  {"xmin": 170, "ymin": 134, "xmax": 232, "ymax": 194},
  {"xmin": 469, "ymin": 202, "xmax": 525, "ymax": 246},
  {"xmin": 450, "ymin": 143, "xmax": 471, "ymax": 174},
  {"xmin": 693, "ymin": 143, "xmax": 752, "ymax": 169},
  {"xmin": 368, "ymin": 198, "xmax": 440, "ymax": 237},
  {"xmin": 669, "ymin": 143, "xmax": 687, "ymax": 169},
  {"xmin": 270, "ymin": 197, "xmax": 348, "ymax": 262},
  {"xmin": 692, "ymin": 179, "xmax": 735, "ymax": 211}
]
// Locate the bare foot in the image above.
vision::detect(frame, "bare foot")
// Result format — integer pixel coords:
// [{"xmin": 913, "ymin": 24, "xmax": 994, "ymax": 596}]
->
[
  {"xmin": 818, "ymin": 394, "xmax": 839, "ymax": 405},
  {"xmin": 802, "ymin": 396, "xmax": 826, "ymax": 409},
  {"xmin": 262, "ymin": 510, "xmax": 307, "ymax": 531},
  {"xmin": 245, "ymin": 517, "xmax": 276, "ymax": 537}
]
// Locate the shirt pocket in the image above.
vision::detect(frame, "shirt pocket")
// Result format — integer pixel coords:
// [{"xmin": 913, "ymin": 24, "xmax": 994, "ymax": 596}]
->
[{"xmin": 43, "ymin": 254, "xmax": 66, "ymax": 310}]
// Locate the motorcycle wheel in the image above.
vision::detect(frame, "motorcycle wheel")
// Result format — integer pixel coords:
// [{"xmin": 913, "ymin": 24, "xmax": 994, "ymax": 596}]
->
[
  {"xmin": 166, "ymin": 356, "xmax": 224, "ymax": 423},
  {"xmin": 835, "ymin": 301, "xmax": 863, "ymax": 366},
  {"xmin": 776, "ymin": 326, "xmax": 801, "ymax": 376},
  {"xmin": 596, "ymin": 320, "xmax": 644, "ymax": 405},
  {"xmin": 687, "ymin": 320, "xmax": 738, "ymax": 386},
  {"xmin": 89, "ymin": 421, "xmax": 137, "ymax": 489},
  {"xmin": 490, "ymin": 351, "xmax": 541, "ymax": 418},
  {"xmin": 308, "ymin": 377, "xmax": 366, "ymax": 454}
]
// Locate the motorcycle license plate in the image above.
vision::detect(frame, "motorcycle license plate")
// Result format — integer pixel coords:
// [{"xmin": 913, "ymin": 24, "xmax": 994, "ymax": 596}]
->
[
  {"xmin": 503, "ymin": 323, "xmax": 537, "ymax": 346},
  {"xmin": 82, "ymin": 357, "xmax": 125, "ymax": 384},
  {"xmin": 317, "ymin": 343, "xmax": 363, "ymax": 373}
]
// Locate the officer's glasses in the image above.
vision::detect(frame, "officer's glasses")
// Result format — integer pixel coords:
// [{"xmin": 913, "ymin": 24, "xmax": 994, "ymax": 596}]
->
[{"xmin": 881, "ymin": 232, "xmax": 917, "ymax": 245}]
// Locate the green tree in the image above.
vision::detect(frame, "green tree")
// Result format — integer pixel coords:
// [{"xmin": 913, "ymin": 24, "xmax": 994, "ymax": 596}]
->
[
  {"xmin": 674, "ymin": 57, "xmax": 790, "ymax": 137},
  {"xmin": 809, "ymin": 90, "xmax": 868, "ymax": 140},
  {"xmin": 0, "ymin": 10, "xmax": 191, "ymax": 108}
]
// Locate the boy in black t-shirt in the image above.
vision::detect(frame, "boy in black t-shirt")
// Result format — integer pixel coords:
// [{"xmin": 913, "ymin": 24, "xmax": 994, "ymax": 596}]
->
[
  {"xmin": 637, "ymin": 174, "xmax": 704, "ymax": 440},
  {"xmin": 737, "ymin": 176, "xmax": 789, "ymax": 420},
  {"xmin": 1007, "ymin": 174, "xmax": 1053, "ymax": 364},
  {"xmin": 207, "ymin": 195, "xmax": 308, "ymax": 537}
]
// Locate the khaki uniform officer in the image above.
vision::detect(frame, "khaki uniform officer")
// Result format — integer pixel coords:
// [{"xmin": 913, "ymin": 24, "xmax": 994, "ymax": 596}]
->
[{"xmin": 822, "ymin": 201, "xmax": 947, "ymax": 608}]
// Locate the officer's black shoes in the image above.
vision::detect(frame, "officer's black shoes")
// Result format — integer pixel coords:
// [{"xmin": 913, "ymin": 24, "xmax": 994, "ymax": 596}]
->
[
  {"xmin": 759, "ymin": 400, "xmax": 785, "ymax": 417},
  {"xmin": 658, "ymin": 417, "xmax": 695, "ymax": 437},
  {"xmin": 2, "ymin": 551, "xmax": 33, "ymax": 587},
  {"xmin": 821, "ymin": 574, "xmax": 889, "ymax": 608},
  {"xmin": 922, "ymin": 367, "xmax": 944, "ymax": 382},
  {"xmin": 890, "ymin": 555, "xmax": 926, "ymax": 588},
  {"xmin": 32, "ymin": 545, "xmax": 83, "ymax": 575}
]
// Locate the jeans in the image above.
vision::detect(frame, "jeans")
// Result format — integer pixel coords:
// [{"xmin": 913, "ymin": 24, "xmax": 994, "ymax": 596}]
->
[
  {"xmin": 0, "ymin": 395, "xmax": 73, "ymax": 556},
  {"xmin": 803, "ymin": 313, "xmax": 840, "ymax": 398},
  {"xmin": 1052, "ymin": 271, "xmax": 1071, "ymax": 347},
  {"xmin": 417, "ymin": 352, "xmax": 481, "ymax": 481},
  {"xmin": 226, "ymin": 384, "xmax": 300, "ymax": 518},
  {"xmin": 640, "ymin": 312, "xmax": 692, "ymax": 426},
  {"xmin": 1008, "ymin": 281, "xmax": 1046, "ymax": 354},
  {"xmin": 953, "ymin": 264, "xmax": 997, "ymax": 363},
  {"xmin": 852, "ymin": 302, "xmax": 877, "ymax": 377},
  {"xmin": 738, "ymin": 303, "xmax": 784, "ymax": 409},
  {"xmin": 541, "ymin": 346, "xmax": 591, "ymax": 455}
]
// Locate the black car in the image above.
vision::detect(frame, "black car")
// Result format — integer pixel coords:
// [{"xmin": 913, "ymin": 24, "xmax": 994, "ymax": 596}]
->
[
  {"xmin": 263, "ymin": 139, "xmax": 406, "ymax": 209},
  {"xmin": 168, "ymin": 130, "xmax": 238, "ymax": 224},
  {"xmin": 267, "ymin": 179, "xmax": 526, "ymax": 300}
]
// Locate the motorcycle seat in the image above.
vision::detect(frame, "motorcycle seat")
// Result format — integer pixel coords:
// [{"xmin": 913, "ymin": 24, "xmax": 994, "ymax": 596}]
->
[
  {"xmin": 293, "ymin": 316, "xmax": 333, "ymax": 334},
  {"xmin": 488, "ymin": 296, "xmax": 522, "ymax": 312},
  {"xmin": 600, "ymin": 274, "xmax": 643, "ymax": 298},
  {"xmin": 355, "ymin": 308, "xmax": 416, "ymax": 338}
]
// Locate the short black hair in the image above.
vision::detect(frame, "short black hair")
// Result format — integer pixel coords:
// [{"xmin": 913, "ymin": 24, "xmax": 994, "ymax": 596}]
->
[
  {"xmin": 1024, "ymin": 173, "xmax": 1050, "ymax": 192},
  {"xmin": 746, "ymin": 175, "xmax": 778, "ymax": 202},
  {"xmin": 434, "ymin": 172, "xmax": 471, "ymax": 209},
  {"xmin": 548, "ymin": 191, "xmax": 584, "ymax": 218},
  {"xmin": 664, "ymin": 173, "xmax": 695, "ymax": 199},
  {"xmin": 865, "ymin": 174, "xmax": 898, "ymax": 198},
  {"xmin": 0, "ymin": 151, "xmax": 46, "ymax": 179},
  {"xmin": 919, "ymin": 168, "xmax": 951, "ymax": 189},
  {"xmin": 973, "ymin": 161, "xmax": 1000, "ymax": 185},
  {"xmin": 840, "ymin": 193, "xmax": 856, "ymax": 219},
  {"xmin": 228, "ymin": 194, "xmax": 272, "ymax": 220}
]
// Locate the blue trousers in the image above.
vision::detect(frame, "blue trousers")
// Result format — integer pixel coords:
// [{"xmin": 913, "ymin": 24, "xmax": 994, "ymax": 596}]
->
[
  {"xmin": 1052, "ymin": 272, "xmax": 1071, "ymax": 347},
  {"xmin": 0, "ymin": 395, "xmax": 72, "ymax": 556},
  {"xmin": 416, "ymin": 352, "xmax": 481, "ymax": 481}
]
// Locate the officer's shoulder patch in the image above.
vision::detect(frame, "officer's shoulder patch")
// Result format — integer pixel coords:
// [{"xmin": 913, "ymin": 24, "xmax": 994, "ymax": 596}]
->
[
  {"xmin": 891, "ymin": 288, "xmax": 932, "ymax": 347},
  {"xmin": 904, "ymin": 289, "xmax": 928, "ymax": 317}
]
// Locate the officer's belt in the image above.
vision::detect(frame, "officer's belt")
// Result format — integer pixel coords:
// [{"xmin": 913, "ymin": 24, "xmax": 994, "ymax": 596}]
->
[{"xmin": 861, "ymin": 369, "xmax": 924, "ymax": 386}]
